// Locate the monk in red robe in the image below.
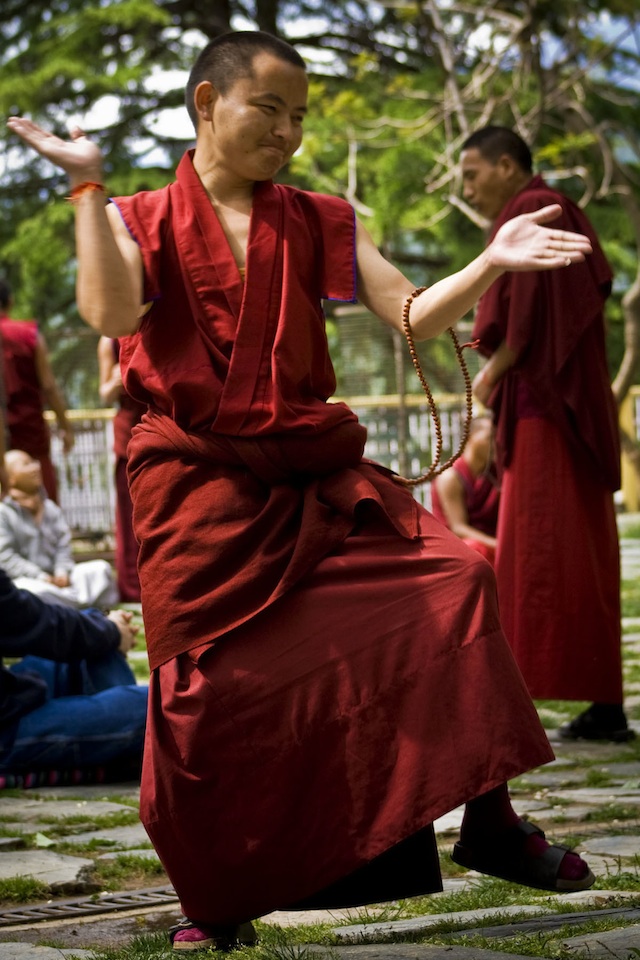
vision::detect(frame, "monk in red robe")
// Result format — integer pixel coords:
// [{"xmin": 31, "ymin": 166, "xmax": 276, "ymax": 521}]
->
[
  {"xmin": 8, "ymin": 33, "xmax": 598, "ymax": 953},
  {"xmin": 430, "ymin": 414, "xmax": 499, "ymax": 564},
  {"xmin": 0, "ymin": 280, "xmax": 74, "ymax": 502},
  {"xmin": 462, "ymin": 125, "xmax": 630, "ymax": 744}
]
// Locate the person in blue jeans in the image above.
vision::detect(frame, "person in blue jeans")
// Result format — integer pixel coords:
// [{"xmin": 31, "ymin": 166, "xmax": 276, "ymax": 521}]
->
[{"xmin": 0, "ymin": 567, "xmax": 147, "ymax": 780}]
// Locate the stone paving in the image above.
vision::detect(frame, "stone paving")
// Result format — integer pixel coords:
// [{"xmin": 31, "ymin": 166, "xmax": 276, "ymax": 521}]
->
[{"xmin": 0, "ymin": 538, "xmax": 639, "ymax": 957}]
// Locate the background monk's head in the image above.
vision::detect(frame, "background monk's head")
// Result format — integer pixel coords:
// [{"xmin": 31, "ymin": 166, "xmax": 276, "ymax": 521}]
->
[{"xmin": 460, "ymin": 126, "xmax": 534, "ymax": 222}]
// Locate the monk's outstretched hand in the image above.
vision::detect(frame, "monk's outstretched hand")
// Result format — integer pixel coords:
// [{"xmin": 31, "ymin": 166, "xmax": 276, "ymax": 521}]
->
[
  {"xmin": 488, "ymin": 204, "xmax": 592, "ymax": 272},
  {"xmin": 6, "ymin": 117, "xmax": 102, "ymax": 183}
]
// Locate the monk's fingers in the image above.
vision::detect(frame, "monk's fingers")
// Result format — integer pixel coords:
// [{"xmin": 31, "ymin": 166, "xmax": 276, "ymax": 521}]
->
[
  {"xmin": 7, "ymin": 116, "xmax": 102, "ymax": 175},
  {"xmin": 524, "ymin": 203, "xmax": 564, "ymax": 224},
  {"xmin": 544, "ymin": 229, "xmax": 593, "ymax": 253},
  {"xmin": 7, "ymin": 116, "xmax": 62, "ymax": 150}
]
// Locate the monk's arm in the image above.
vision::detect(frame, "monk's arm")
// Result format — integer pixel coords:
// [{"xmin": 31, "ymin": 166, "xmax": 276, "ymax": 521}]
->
[
  {"xmin": 355, "ymin": 205, "xmax": 592, "ymax": 341},
  {"xmin": 435, "ymin": 470, "xmax": 497, "ymax": 550},
  {"xmin": 473, "ymin": 341, "xmax": 518, "ymax": 405},
  {"xmin": 34, "ymin": 334, "xmax": 75, "ymax": 454},
  {"xmin": 75, "ymin": 200, "xmax": 145, "ymax": 337},
  {"xmin": 97, "ymin": 336, "xmax": 123, "ymax": 405},
  {"xmin": 5, "ymin": 117, "xmax": 143, "ymax": 338}
]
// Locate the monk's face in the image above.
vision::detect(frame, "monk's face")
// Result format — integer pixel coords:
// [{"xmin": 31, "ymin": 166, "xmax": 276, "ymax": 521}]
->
[
  {"xmin": 198, "ymin": 51, "xmax": 308, "ymax": 183},
  {"xmin": 460, "ymin": 147, "xmax": 521, "ymax": 222}
]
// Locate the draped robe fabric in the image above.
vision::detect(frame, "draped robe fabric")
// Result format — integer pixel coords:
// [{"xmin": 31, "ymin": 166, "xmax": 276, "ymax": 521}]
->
[
  {"xmin": 112, "ymin": 152, "xmax": 553, "ymax": 924},
  {"xmin": 472, "ymin": 176, "xmax": 622, "ymax": 702}
]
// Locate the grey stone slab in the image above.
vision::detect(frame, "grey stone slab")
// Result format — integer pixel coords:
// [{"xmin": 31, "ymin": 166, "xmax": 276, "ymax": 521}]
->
[
  {"xmin": 543, "ymin": 804, "xmax": 602, "ymax": 820},
  {"xmin": 562, "ymin": 923, "xmax": 640, "ymax": 958},
  {"xmin": 0, "ymin": 850, "xmax": 94, "ymax": 891},
  {"xmin": 549, "ymin": 736, "xmax": 637, "ymax": 756},
  {"xmin": 515, "ymin": 771, "xmax": 587, "ymax": 788},
  {"xmin": 331, "ymin": 890, "xmax": 640, "ymax": 942},
  {"xmin": 582, "ymin": 835, "xmax": 640, "ymax": 858},
  {"xmin": 0, "ymin": 948, "xmax": 95, "ymax": 960},
  {"xmin": 60, "ymin": 823, "xmax": 149, "ymax": 847},
  {"xmin": 601, "ymin": 762, "xmax": 640, "ymax": 777},
  {"xmin": 433, "ymin": 808, "xmax": 463, "ymax": 833},
  {"xmin": 545, "ymin": 788, "xmax": 640, "ymax": 804},
  {"xmin": 332, "ymin": 904, "xmax": 555, "ymax": 940},
  {"xmin": 580, "ymin": 854, "xmax": 640, "ymax": 877},
  {"xmin": 0, "ymin": 837, "xmax": 25, "ymax": 850},
  {"xmin": 314, "ymin": 947, "xmax": 537, "ymax": 960},
  {"xmin": 96, "ymin": 847, "xmax": 160, "ymax": 861},
  {"xmin": 0, "ymin": 798, "xmax": 133, "ymax": 821},
  {"xmin": 30, "ymin": 783, "xmax": 140, "ymax": 801},
  {"xmin": 0, "ymin": 823, "xmax": 46, "ymax": 835}
]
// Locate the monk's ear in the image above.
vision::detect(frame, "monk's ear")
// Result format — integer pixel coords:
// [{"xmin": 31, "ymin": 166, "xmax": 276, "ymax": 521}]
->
[
  {"xmin": 497, "ymin": 153, "xmax": 519, "ymax": 180},
  {"xmin": 193, "ymin": 80, "xmax": 217, "ymax": 123}
]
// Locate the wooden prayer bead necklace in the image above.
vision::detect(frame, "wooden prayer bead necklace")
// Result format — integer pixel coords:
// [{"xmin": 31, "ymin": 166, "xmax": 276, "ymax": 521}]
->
[{"xmin": 395, "ymin": 286, "xmax": 474, "ymax": 487}]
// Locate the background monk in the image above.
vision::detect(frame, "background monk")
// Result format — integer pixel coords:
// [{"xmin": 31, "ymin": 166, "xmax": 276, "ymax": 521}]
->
[
  {"xmin": 430, "ymin": 413, "xmax": 499, "ymax": 564},
  {"xmin": 0, "ymin": 279, "xmax": 74, "ymax": 501},
  {"xmin": 8, "ymin": 32, "xmax": 597, "ymax": 953},
  {"xmin": 463, "ymin": 126, "xmax": 630, "ymax": 744}
]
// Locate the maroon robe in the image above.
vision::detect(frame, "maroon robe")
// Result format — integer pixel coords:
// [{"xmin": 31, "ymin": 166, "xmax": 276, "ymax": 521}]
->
[
  {"xmin": 0, "ymin": 315, "xmax": 57, "ymax": 500},
  {"xmin": 473, "ymin": 176, "xmax": 622, "ymax": 702},
  {"xmin": 112, "ymin": 152, "xmax": 553, "ymax": 924}
]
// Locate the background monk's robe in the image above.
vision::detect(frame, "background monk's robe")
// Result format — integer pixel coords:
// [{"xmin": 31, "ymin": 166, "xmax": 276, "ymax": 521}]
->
[
  {"xmin": 473, "ymin": 175, "xmax": 622, "ymax": 703},
  {"xmin": 0, "ymin": 316, "xmax": 58, "ymax": 501},
  {"xmin": 113, "ymin": 151, "xmax": 553, "ymax": 926}
]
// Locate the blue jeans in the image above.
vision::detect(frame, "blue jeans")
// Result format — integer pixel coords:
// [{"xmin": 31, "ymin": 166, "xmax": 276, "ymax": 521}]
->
[{"xmin": 0, "ymin": 654, "xmax": 148, "ymax": 772}]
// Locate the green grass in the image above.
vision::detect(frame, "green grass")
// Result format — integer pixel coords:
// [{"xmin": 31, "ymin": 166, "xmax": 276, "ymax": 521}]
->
[
  {"xmin": 622, "ymin": 578, "xmax": 640, "ymax": 617},
  {"xmin": 0, "ymin": 875, "xmax": 49, "ymax": 902}
]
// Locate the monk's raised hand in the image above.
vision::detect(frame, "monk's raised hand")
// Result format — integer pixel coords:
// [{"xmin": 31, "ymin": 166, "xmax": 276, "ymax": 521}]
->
[
  {"xmin": 6, "ymin": 116, "xmax": 102, "ymax": 185},
  {"xmin": 488, "ymin": 203, "xmax": 593, "ymax": 272}
]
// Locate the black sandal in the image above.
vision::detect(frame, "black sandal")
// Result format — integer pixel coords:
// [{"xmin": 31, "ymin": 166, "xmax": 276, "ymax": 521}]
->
[{"xmin": 451, "ymin": 820, "xmax": 595, "ymax": 893}]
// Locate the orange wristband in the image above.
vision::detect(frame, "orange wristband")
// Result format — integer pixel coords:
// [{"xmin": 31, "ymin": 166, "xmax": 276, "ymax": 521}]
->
[{"xmin": 67, "ymin": 181, "xmax": 105, "ymax": 202}]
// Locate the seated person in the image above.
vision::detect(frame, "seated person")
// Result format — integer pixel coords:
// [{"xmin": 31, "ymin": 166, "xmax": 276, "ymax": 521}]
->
[
  {"xmin": 0, "ymin": 566, "xmax": 147, "ymax": 781},
  {"xmin": 430, "ymin": 415, "xmax": 500, "ymax": 564},
  {"xmin": 0, "ymin": 449, "xmax": 118, "ymax": 608}
]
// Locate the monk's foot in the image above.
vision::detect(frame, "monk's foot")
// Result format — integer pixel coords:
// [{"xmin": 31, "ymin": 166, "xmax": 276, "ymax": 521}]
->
[
  {"xmin": 169, "ymin": 918, "xmax": 257, "ymax": 952},
  {"xmin": 452, "ymin": 818, "xmax": 595, "ymax": 893},
  {"xmin": 559, "ymin": 703, "xmax": 635, "ymax": 743}
]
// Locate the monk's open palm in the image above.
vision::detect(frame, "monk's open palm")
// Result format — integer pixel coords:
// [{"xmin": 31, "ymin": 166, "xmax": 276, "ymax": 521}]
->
[
  {"xmin": 490, "ymin": 204, "xmax": 592, "ymax": 271},
  {"xmin": 6, "ymin": 117, "xmax": 102, "ymax": 180}
]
